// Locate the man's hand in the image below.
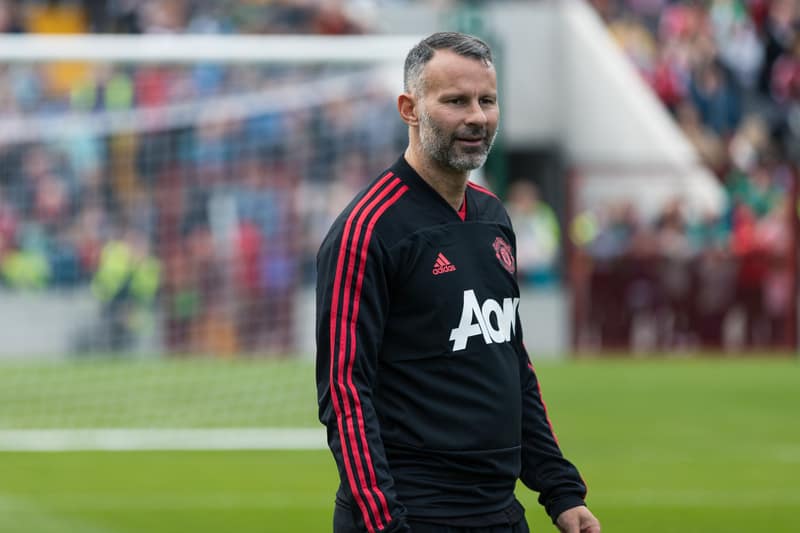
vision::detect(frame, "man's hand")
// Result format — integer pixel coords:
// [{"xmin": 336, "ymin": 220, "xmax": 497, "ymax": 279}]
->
[{"xmin": 555, "ymin": 505, "xmax": 601, "ymax": 533}]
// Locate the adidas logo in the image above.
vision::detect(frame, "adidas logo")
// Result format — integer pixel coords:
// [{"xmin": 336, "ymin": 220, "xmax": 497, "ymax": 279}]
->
[{"xmin": 432, "ymin": 253, "xmax": 457, "ymax": 275}]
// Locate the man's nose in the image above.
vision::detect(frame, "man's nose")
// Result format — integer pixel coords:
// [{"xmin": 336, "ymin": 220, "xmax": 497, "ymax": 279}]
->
[{"xmin": 464, "ymin": 100, "xmax": 488, "ymax": 127}]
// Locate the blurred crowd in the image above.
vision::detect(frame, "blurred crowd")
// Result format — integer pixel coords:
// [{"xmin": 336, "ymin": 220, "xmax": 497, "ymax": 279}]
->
[
  {"xmin": 571, "ymin": 0, "xmax": 800, "ymax": 350},
  {"xmin": 0, "ymin": 0, "xmax": 404, "ymax": 354},
  {"xmin": 0, "ymin": 0, "xmax": 369, "ymax": 35}
]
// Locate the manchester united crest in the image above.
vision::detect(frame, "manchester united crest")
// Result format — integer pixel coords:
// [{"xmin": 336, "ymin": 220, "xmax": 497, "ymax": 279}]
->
[{"xmin": 493, "ymin": 237, "xmax": 515, "ymax": 274}]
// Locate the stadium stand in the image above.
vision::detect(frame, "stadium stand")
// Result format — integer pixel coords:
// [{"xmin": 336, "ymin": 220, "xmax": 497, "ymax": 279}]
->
[{"xmin": 572, "ymin": 0, "xmax": 798, "ymax": 351}]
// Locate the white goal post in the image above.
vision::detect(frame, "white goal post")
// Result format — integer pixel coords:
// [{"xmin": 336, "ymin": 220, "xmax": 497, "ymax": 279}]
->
[
  {"xmin": 0, "ymin": 34, "xmax": 422, "ymax": 63},
  {"xmin": 0, "ymin": 33, "xmax": 422, "ymax": 451}
]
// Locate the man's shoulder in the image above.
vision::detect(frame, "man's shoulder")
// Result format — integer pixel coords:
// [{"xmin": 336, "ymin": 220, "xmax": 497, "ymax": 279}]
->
[
  {"xmin": 344, "ymin": 169, "xmax": 411, "ymax": 224},
  {"xmin": 467, "ymin": 181, "xmax": 511, "ymax": 225},
  {"xmin": 319, "ymin": 168, "xmax": 412, "ymax": 254}
]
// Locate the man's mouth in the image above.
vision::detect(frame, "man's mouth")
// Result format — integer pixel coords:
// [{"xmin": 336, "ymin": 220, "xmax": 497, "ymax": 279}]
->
[
  {"xmin": 455, "ymin": 128, "xmax": 487, "ymax": 145},
  {"xmin": 455, "ymin": 137, "xmax": 485, "ymax": 145}
]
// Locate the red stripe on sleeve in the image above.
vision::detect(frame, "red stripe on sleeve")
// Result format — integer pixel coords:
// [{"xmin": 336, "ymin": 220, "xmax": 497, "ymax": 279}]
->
[
  {"xmin": 328, "ymin": 173, "xmax": 396, "ymax": 533},
  {"xmin": 528, "ymin": 361, "xmax": 559, "ymax": 446},
  {"xmin": 336, "ymin": 179, "xmax": 403, "ymax": 528},
  {"xmin": 328, "ymin": 173, "xmax": 406, "ymax": 532},
  {"xmin": 524, "ymin": 351, "xmax": 589, "ymax": 498},
  {"xmin": 345, "ymin": 184, "xmax": 408, "ymax": 526}
]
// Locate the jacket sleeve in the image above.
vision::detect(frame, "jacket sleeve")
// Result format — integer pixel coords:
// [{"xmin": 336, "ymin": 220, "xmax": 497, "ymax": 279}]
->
[
  {"xmin": 316, "ymin": 224, "xmax": 409, "ymax": 533},
  {"xmin": 516, "ymin": 337, "xmax": 588, "ymax": 523}
]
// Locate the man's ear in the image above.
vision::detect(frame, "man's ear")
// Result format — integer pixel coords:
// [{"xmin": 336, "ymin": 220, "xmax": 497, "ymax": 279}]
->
[{"xmin": 397, "ymin": 92, "xmax": 419, "ymax": 126}]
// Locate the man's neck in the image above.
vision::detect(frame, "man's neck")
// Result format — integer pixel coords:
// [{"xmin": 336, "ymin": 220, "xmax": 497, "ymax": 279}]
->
[{"xmin": 404, "ymin": 147, "xmax": 467, "ymax": 213}]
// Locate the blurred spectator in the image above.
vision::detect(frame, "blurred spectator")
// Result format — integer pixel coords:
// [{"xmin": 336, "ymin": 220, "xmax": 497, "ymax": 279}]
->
[
  {"xmin": 108, "ymin": 0, "xmax": 145, "ymax": 33},
  {"xmin": 0, "ymin": 192, "xmax": 18, "ymax": 255},
  {"xmin": 162, "ymin": 244, "xmax": 198, "ymax": 353},
  {"xmin": 692, "ymin": 244, "xmax": 736, "ymax": 348},
  {"xmin": 583, "ymin": 201, "xmax": 645, "ymax": 349},
  {"xmin": 1, "ymin": 245, "xmax": 50, "ymax": 289},
  {"xmin": 689, "ymin": 60, "xmax": 742, "ymax": 136},
  {"xmin": 184, "ymin": 223, "xmax": 235, "ymax": 356},
  {"xmin": 609, "ymin": 11, "xmax": 658, "ymax": 73},
  {"xmin": 233, "ymin": 218, "xmax": 262, "ymax": 351},
  {"xmin": 726, "ymin": 163, "xmax": 781, "ymax": 218},
  {"xmin": 587, "ymin": 201, "xmax": 640, "ymax": 260},
  {"xmin": 757, "ymin": 0, "xmax": 798, "ymax": 96},
  {"xmin": 675, "ymin": 98, "xmax": 727, "ymax": 173},
  {"xmin": 770, "ymin": 33, "xmax": 800, "ymax": 105},
  {"xmin": 25, "ymin": 0, "xmax": 87, "ymax": 34},
  {"xmin": 758, "ymin": 197, "xmax": 793, "ymax": 346},
  {"xmin": 649, "ymin": 46, "xmax": 686, "ymax": 109},
  {"xmin": 654, "ymin": 198, "xmax": 693, "ymax": 346},
  {"xmin": 312, "ymin": 0, "xmax": 365, "ymax": 34},
  {"xmin": 71, "ymin": 204, "xmax": 107, "ymax": 277},
  {"xmin": 140, "ymin": 0, "xmax": 188, "ymax": 34},
  {"xmin": 231, "ymin": 155, "xmax": 299, "ymax": 353},
  {"xmin": 25, "ymin": 0, "xmax": 91, "ymax": 97},
  {"xmin": 91, "ymin": 226, "xmax": 160, "ymax": 351},
  {"xmin": 0, "ymin": 0, "xmax": 25, "ymax": 33},
  {"xmin": 730, "ymin": 202, "xmax": 770, "ymax": 346},
  {"xmin": 710, "ymin": 0, "xmax": 764, "ymax": 90},
  {"xmin": 505, "ymin": 179, "xmax": 561, "ymax": 287},
  {"xmin": 727, "ymin": 113, "xmax": 770, "ymax": 172}
]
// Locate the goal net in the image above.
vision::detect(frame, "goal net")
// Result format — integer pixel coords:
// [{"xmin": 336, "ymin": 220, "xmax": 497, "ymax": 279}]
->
[{"xmin": 0, "ymin": 34, "xmax": 416, "ymax": 450}]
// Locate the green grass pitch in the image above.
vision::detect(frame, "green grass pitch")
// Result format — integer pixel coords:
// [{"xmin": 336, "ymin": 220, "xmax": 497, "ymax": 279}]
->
[{"xmin": 0, "ymin": 358, "xmax": 797, "ymax": 532}]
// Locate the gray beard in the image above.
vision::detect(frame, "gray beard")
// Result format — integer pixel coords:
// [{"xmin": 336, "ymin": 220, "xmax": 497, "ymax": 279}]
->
[{"xmin": 418, "ymin": 110, "xmax": 497, "ymax": 172}]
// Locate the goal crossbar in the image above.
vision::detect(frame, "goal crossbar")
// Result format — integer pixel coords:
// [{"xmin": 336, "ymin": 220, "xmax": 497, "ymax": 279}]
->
[{"xmin": 0, "ymin": 34, "xmax": 422, "ymax": 64}]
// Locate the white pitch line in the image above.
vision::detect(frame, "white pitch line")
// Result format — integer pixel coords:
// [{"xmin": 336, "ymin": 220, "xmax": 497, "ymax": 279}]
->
[
  {"xmin": 0, "ymin": 492, "xmax": 333, "ymax": 512},
  {"xmin": 0, "ymin": 428, "xmax": 327, "ymax": 451}
]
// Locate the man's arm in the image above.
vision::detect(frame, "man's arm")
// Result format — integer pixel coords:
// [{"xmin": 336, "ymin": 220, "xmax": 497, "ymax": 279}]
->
[
  {"xmin": 517, "ymin": 342, "xmax": 598, "ymax": 529},
  {"xmin": 502, "ymin": 209, "xmax": 598, "ymax": 529},
  {"xmin": 316, "ymin": 220, "xmax": 409, "ymax": 533}
]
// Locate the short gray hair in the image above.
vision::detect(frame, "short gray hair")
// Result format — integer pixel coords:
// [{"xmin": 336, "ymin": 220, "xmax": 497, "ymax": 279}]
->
[{"xmin": 403, "ymin": 32, "xmax": 493, "ymax": 94}]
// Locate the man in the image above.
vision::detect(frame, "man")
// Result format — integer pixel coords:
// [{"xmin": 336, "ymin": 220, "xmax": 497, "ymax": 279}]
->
[{"xmin": 316, "ymin": 32, "xmax": 601, "ymax": 533}]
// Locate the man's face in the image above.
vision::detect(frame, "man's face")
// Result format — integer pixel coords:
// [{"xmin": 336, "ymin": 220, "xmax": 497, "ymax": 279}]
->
[{"xmin": 415, "ymin": 50, "xmax": 499, "ymax": 172}]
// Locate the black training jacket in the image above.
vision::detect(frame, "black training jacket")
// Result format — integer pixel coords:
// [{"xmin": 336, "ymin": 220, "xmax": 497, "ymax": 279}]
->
[{"xmin": 316, "ymin": 156, "xmax": 587, "ymax": 533}]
